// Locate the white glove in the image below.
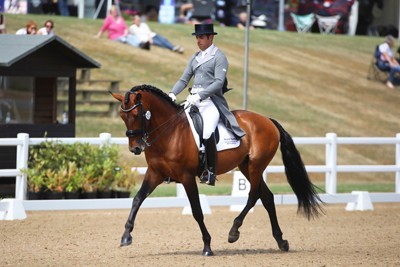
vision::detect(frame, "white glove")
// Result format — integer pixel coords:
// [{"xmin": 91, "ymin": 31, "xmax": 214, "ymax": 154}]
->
[
  {"xmin": 168, "ymin": 92, "xmax": 176, "ymax": 102},
  {"xmin": 186, "ymin": 94, "xmax": 201, "ymax": 105}
]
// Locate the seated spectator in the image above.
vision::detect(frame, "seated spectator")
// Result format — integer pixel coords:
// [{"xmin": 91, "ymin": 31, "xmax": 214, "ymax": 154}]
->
[
  {"xmin": 0, "ymin": 6, "xmax": 6, "ymax": 34},
  {"xmin": 377, "ymin": 35, "xmax": 400, "ymax": 89},
  {"xmin": 232, "ymin": 11, "xmax": 254, "ymax": 30},
  {"xmin": 176, "ymin": 3, "xmax": 194, "ymax": 24},
  {"xmin": 37, "ymin": 20, "xmax": 55, "ymax": 36},
  {"xmin": 16, "ymin": 20, "xmax": 37, "ymax": 35},
  {"xmin": 96, "ymin": 5, "xmax": 145, "ymax": 49},
  {"xmin": 129, "ymin": 14, "xmax": 184, "ymax": 54},
  {"xmin": 175, "ymin": 2, "xmax": 213, "ymax": 25}
]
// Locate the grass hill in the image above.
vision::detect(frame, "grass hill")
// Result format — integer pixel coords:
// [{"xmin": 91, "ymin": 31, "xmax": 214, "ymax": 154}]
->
[{"xmin": 5, "ymin": 14, "xmax": 400, "ymax": 186}]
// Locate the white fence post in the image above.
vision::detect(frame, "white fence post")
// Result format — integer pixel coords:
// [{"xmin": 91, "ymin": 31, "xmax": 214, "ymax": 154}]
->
[
  {"xmin": 396, "ymin": 133, "xmax": 400, "ymax": 194},
  {"xmin": 99, "ymin": 132, "xmax": 112, "ymax": 147},
  {"xmin": 15, "ymin": 133, "xmax": 29, "ymax": 201},
  {"xmin": 325, "ymin": 133, "xmax": 337, "ymax": 194}
]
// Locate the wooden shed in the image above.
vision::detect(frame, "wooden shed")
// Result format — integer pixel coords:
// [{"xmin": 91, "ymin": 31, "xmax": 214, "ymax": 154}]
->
[{"xmin": 0, "ymin": 34, "xmax": 100, "ymax": 197}]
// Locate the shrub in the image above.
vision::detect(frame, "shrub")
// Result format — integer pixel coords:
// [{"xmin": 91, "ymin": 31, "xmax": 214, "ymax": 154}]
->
[{"xmin": 24, "ymin": 141, "xmax": 136, "ymax": 194}]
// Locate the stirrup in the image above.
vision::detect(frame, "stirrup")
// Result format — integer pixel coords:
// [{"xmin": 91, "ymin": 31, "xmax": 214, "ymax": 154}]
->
[{"xmin": 200, "ymin": 170, "xmax": 216, "ymax": 186}]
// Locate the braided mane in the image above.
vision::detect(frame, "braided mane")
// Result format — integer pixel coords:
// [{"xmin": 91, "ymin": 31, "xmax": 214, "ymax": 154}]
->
[{"xmin": 125, "ymin": 84, "xmax": 181, "ymax": 110}]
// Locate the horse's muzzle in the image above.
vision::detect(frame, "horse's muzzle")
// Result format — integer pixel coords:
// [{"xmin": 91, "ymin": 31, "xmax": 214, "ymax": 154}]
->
[{"xmin": 129, "ymin": 146, "xmax": 143, "ymax": 155}]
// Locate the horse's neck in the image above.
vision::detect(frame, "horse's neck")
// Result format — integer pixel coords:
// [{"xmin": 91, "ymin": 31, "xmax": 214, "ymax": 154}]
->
[{"xmin": 146, "ymin": 95, "xmax": 188, "ymax": 143}]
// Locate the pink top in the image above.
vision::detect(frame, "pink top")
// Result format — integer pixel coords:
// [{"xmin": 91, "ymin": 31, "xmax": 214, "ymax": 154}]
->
[{"xmin": 100, "ymin": 15, "xmax": 127, "ymax": 40}]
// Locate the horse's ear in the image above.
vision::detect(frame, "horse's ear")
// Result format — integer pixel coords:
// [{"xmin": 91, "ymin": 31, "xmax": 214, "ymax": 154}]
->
[
  {"xmin": 135, "ymin": 93, "xmax": 142, "ymax": 101},
  {"xmin": 109, "ymin": 91, "xmax": 124, "ymax": 102}
]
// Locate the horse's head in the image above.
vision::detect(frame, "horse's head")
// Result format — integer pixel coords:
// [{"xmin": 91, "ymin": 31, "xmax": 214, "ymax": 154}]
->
[
  {"xmin": 110, "ymin": 90, "xmax": 150, "ymax": 155},
  {"xmin": 111, "ymin": 85, "xmax": 182, "ymax": 155}
]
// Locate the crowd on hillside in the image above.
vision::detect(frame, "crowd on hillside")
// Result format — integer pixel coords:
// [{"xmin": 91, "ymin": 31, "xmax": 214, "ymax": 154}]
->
[{"xmin": 0, "ymin": 4, "xmax": 187, "ymax": 53}]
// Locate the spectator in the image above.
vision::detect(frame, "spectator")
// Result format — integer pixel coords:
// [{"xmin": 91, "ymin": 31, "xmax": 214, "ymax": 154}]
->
[
  {"xmin": 175, "ymin": 2, "xmax": 213, "ymax": 25},
  {"xmin": 16, "ymin": 20, "xmax": 37, "ymax": 35},
  {"xmin": 37, "ymin": 19, "xmax": 55, "ymax": 36},
  {"xmin": 57, "ymin": 0, "xmax": 69, "ymax": 16},
  {"xmin": 96, "ymin": 5, "xmax": 145, "ymax": 49},
  {"xmin": 377, "ymin": 35, "xmax": 400, "ymax": 89},
  {"xmin": 176, "ymin": 3, "xmax": 194, "ymax": 24},
  {"xmin": 0, "ymin": 6, "xmax": 6, "ymax": 34},
  {"xmin": 129, "ymin": 14, "xmax": 184, "ymax": 54},
  {"xmin": 233, "ymin": 11, "xmax": 254, "ymax": 30}
]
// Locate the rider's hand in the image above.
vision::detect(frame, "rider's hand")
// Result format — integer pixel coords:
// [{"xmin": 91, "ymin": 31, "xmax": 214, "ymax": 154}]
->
[
  {"xmin": 186, "ymin": 94, "xmax": 201, "ymax": 105},
  {"xmin": 168, "ymin": 92, "xmax": 177, "ymax": 102}
]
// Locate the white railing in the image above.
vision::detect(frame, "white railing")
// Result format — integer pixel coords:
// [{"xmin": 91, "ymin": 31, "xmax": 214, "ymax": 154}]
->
[{"xmin": 1, "ymin": 132, "xmax": 400, "ymax": 220}]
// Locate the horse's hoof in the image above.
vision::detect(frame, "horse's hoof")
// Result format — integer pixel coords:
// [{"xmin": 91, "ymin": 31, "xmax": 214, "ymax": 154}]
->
[
  {"xmin": 202, "ymin": 250, "xmax": 214, "ymax": 256},
  {"xmin": 120, "ymin": 235, "xmax": 132, "ymax": 247},
  {"xmin": 278, "ymin": 240, "xmax": 289, "ymax": 252},
  {"xmin": 228, "ymin": 230, "xmax": 240, "ymax": 243}
]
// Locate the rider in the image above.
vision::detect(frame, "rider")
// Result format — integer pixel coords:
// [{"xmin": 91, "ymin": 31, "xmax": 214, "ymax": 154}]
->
[{"xmin": 168, "ymin": 24, "xmax": 246, "ymax": 186}]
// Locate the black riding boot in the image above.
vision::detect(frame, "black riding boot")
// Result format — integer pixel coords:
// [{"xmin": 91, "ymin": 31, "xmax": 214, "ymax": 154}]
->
[{"xmin": 200, "ymin": 134, "xmax": 217, "ymax": 186}]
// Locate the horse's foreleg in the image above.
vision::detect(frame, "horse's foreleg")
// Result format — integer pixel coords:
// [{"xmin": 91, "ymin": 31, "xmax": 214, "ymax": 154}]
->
[
  {"xmin": 120, "ymin": 179, "xmax": 156, "ymax": 247},
  {"xmin": 182, "ymin": 179, "xmax": 213, "ymax": 256},
  {"xmin": 228, "ymin": 188, "xmax": 259, "ymax": 243},
  {"xmin": 260, "ymin": 180, "xmax": 289, "ymax": 252}
]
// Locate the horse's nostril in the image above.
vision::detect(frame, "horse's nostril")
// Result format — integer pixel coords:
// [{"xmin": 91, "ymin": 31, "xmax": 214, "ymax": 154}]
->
[{"xmin": 130, "ymin": 147, "xmax": 142, "ymax": 155}]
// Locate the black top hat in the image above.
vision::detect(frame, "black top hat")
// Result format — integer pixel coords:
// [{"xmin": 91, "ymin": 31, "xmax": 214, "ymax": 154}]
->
[{"xmin": 192, "ymin": 24, "xmax": 218, "ymax": 36}]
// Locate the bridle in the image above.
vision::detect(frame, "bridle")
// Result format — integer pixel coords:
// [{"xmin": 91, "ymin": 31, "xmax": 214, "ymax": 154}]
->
[
  {"xmin": 120, "ymin": 98, "xmax": 186, "ymax": 148},
  {"xmin": 120, "ymin": 100, "xmax": 152, "ymax": 146}
]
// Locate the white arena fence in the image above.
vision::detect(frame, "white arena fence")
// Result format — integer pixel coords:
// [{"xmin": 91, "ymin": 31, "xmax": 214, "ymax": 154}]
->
[{"xmin": 1, "ymin": 132, "xmax": 400, "ymax": 220}]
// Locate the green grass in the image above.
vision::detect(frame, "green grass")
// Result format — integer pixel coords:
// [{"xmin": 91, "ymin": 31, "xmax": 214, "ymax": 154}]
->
[
  {"xmin": 5, "ymin": 14, "xmax": 400, "ymax": 190},
  {"xmin": 131, "ymin": 182, "xmax": 396, "ymax": 197}
]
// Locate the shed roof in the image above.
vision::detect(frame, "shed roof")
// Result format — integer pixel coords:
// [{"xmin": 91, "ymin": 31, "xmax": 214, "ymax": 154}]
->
[{"xmin": 0, "ymin": 34, "xmax": 100, "ymax": 69}]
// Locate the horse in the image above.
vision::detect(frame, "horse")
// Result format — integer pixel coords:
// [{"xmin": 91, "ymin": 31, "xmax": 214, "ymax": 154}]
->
[{"xmin": 110, "ymin": 84, "xmax": 323, "ymax": 256}]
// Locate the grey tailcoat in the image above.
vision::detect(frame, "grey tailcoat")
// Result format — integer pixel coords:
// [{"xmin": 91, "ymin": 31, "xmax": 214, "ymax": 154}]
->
[{"xmin": 171, "ymin": 45, "xmax": 246, "ymax": 139}]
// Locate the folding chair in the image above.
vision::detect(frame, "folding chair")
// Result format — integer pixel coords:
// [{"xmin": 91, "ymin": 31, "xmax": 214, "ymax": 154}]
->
[
  {"xmin": 367, "ymin": 45, "xmax": 389, "ymax": 83},
  {"xmin": 316, "ymin": 14, "xmax": 341, "ymax": 34},
  {"xmin": 290, "ymin": 13, "xmax": 315, "ymax": 33}
]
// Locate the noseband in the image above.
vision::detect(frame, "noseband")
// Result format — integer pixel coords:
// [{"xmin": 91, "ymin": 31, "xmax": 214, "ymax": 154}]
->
[{"xmin": 121, "ymin": 101, "xmax": 152, "ymax": 146}]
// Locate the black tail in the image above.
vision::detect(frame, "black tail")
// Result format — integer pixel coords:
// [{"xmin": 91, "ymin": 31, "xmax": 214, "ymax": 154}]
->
[{"xmin": 270, "ymin": 118, "xmax": 324, "ymax": 219}]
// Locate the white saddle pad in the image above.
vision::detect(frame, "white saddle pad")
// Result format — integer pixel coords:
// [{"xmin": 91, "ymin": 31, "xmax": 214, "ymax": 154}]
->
[{"xmin": 185, "ymin": 109, "xmax": 240, "ymax": 151}]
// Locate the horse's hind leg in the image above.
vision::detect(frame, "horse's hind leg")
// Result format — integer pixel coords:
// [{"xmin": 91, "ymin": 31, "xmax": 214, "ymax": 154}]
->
[
  {"xmin": 260, "ymin": 180, "xmax": 289, "ymax": 251},
  {"xmin": 228, "ymin": 187, "xmax": 259, "ymax": 243},
  {"xmin": 182, "ymin": 178, "xmax": 213, "ymax": 256},
  {"xmin": 228, "ymin": 165, "xmax": 260, "ymax": 243}
]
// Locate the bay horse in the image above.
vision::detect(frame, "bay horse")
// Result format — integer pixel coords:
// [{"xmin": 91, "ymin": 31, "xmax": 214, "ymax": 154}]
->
[{"xmin": 111, "ymin": 84, "xmax": 323, "ymax": 256}]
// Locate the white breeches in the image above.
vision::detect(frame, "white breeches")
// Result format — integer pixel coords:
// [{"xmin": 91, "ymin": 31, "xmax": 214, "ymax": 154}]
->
[{"xmin": 195, "ymin": 98, "xmax": 219, "ymax": 139}]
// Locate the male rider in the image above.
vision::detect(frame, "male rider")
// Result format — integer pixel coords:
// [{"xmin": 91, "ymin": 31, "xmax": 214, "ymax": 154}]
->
[{"xmin": 169, "ymin": 24, "xmax": 245, "ymax": 186}]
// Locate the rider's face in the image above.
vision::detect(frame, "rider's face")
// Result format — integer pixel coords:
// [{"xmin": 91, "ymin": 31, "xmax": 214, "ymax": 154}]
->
[{"xmin": 196, "ymin": 35, "xmax": 213, "ymax": 51}]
